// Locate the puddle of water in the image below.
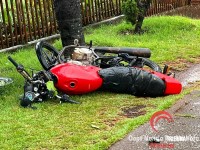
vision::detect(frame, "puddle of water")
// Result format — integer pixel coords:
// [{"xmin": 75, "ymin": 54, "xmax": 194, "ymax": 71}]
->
[{"xmin": 176, "ymin": 64, "xmax": 200, "ymax": 87}]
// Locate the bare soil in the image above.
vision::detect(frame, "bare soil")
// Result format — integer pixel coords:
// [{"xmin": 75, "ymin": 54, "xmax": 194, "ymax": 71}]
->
[{"xmin": 122, "ymin": 105, "xmax": 146, "ymax": 118}]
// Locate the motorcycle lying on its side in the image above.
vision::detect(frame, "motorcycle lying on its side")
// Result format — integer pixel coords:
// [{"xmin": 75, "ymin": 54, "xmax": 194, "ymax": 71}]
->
[{"xmin": 8, "ymin": 41, "xmax": 182, "ymax": 108}]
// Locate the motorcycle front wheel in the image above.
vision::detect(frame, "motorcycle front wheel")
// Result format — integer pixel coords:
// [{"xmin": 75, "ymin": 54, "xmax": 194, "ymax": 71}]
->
[{"xmin": 35, "ymin": 41, "xmax": 59, "ymax": 70}]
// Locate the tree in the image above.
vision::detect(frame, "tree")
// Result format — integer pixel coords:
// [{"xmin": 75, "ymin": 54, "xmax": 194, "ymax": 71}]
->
[
  {"xmin": 53, "ymin": 0, "xmax": 85, "ymax": 46},
  {"xmin": 122, "ymin": 0, "xmax": 151, "ymax": 34}
]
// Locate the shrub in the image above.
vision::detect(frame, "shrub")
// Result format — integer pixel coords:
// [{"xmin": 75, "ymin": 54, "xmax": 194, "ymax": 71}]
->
[
  {"xmin": 122, "ymin": 0, "xmax": 152, "ymax": 33},
  {"xmin": 122, "ymin": 0, "xmax": 138, "ymax": 26}
]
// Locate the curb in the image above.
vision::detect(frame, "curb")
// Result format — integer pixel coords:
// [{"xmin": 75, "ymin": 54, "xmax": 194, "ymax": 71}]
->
[
  {"xmin": 167, "ymin": 93, "xmax": 191, "ymax": 114},
  {"xmin": 167, "ymin": 90, "xmax": 200, "ymax": 115}
]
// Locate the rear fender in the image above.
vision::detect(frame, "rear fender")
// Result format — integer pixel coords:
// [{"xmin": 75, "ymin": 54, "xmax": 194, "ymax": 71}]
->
[{"xmin": 151, "ymin": 71, "xmax": 182, "ymax": 95}]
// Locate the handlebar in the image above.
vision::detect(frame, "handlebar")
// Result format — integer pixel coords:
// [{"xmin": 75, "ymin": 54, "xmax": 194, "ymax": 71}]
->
[
  {"xmin": 8, "ymin": 56, "xmax": 32, "ymax": 82},
  {"xmin": 8, "ymin": 56, "xmax": 19, "ymax": 68}
]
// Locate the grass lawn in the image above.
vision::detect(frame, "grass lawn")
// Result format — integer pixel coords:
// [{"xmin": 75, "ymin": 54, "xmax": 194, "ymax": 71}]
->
[{"xmin": 0, "ymin": 16, "xmax": 200, "ymax": 149}]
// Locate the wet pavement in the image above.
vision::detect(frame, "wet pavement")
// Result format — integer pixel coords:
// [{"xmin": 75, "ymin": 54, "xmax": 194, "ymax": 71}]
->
[
  {"xmin": 176, "ymin": 63, "xmax": 200, "ymax": 87},
  {"xmin": 109, "ymin": 64, "xmax": 200, "ymax": 150}
]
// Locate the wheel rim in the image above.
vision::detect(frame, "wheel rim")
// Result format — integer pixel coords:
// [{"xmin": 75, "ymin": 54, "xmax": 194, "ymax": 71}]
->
[{"xmin": 36, "ymin": 42, "xmax": 59, "ymax": 70}]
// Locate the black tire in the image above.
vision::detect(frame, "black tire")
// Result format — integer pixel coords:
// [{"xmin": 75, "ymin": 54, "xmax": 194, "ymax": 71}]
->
[
  {"xmin": 35, "ymin": 41, "xmax": 59, "ymax": 70},
  {"xmin": 141, "ymin": 58, "xmax": 162, "ymax": 73}
]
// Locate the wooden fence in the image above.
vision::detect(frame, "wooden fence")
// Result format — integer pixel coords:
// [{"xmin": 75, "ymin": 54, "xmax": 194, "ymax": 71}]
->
[{"xmin": 0, "ymin": 0, "xmax": 190, "ymax": 50}]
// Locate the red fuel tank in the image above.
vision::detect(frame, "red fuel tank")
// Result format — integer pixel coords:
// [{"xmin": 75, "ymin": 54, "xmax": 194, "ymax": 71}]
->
[{"xmin": 50, "ymin": 63, "xmax": 103, "ymax": 95}]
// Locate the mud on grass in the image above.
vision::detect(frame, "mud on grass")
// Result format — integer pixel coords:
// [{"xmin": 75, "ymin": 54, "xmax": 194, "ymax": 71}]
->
[
  {"xmin": 163, "ymin": 57, "xmax": 200, "ymax": 72},
  {"xmin": 119, "ymin": 28, "xmax": 150, "ymax": 35},
  {"xmin": 121, "ymin": 105, "xmax": 147, "ymax": 118}
]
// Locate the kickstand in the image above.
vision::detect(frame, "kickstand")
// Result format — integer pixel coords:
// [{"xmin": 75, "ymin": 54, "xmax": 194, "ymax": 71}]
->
[{"xmin": 56, "ymin": 94, "xmax": 80, "ymax": 104}]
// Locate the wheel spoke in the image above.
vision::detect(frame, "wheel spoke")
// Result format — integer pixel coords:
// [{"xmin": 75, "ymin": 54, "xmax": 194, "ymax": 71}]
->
[{"xmin": 43, "ymin": 50, "xmax": 53, "ymax": 63}]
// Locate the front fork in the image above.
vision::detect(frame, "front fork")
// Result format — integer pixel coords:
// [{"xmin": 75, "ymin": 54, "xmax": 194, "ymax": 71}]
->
[
  {"xmin": 21, "ymin": 79, "xmax": 80, "ymax": 108},
  {"xmin": 8, "ymin": 56, "xmax": 79, "ymax": 108}
]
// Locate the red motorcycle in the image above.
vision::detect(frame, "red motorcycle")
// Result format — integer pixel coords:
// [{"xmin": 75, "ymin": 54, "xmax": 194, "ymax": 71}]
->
[{"xmin": 8, "ymin": 41, "xmax": 182, "ymax": 107}]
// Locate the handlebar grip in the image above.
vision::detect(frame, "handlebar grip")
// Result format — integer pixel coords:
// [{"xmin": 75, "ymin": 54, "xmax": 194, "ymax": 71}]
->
[{"xmin": 8, "ymin": 56, "xmax": 18, "ymax": 68}]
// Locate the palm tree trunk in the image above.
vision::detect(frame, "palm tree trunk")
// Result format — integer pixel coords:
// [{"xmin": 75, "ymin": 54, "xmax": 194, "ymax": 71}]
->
[{"xmin": 53, "ymin": 0, "xmax": 85, "ymax": 46}]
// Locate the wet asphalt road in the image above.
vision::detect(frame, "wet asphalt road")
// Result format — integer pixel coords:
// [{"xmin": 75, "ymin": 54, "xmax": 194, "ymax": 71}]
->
[{"xmin": 176, "ymin": 64, "xmax": 200, "ymax": 87}]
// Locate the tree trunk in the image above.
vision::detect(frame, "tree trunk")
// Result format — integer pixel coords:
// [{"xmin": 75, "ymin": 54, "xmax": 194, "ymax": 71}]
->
[
  {"xmin": 53, "ymin": 0, "xmax": 85, "ymax": 46},
  {"xmin": 134, "ymin": 14, "xmax": 144, "ymax": 33},
  {"xmin": 134, "ymin": 0, "xmax": 151, "ymax": 33}
]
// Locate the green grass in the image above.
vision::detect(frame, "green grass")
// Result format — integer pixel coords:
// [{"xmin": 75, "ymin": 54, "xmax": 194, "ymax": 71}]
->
[
  {"xmin": 84, "ymin": 16, "xmax": 200, "ymax": 68},
  {"xmin": 0, "ymin": 15, "xmax": 200, "ymax": 149}
]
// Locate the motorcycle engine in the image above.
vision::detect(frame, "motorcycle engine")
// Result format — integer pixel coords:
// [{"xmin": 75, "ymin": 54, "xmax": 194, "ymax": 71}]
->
[{"xmin": 71, "ymin": 48, "xmax": 94, "ymax": 65}]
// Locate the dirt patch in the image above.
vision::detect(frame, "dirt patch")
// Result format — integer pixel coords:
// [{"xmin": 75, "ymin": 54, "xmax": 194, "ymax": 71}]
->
[
  {"xmin": 104, "ymin": 118, "xmax": 123, "ymax": 127},
  {"xmin": 163, "ymin": 58, "xmax": 200, "ymax": 72},
  {"xmin": 120, "ymin": 29, "xmax": 134, "ymax": 35},
  {"xmin": 119, "ymin": 28, "xmax": 149, "ymax": 35},
  {"xmin": 121, "ymin": 105, "xmax": 146, "ymax": 118}
]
